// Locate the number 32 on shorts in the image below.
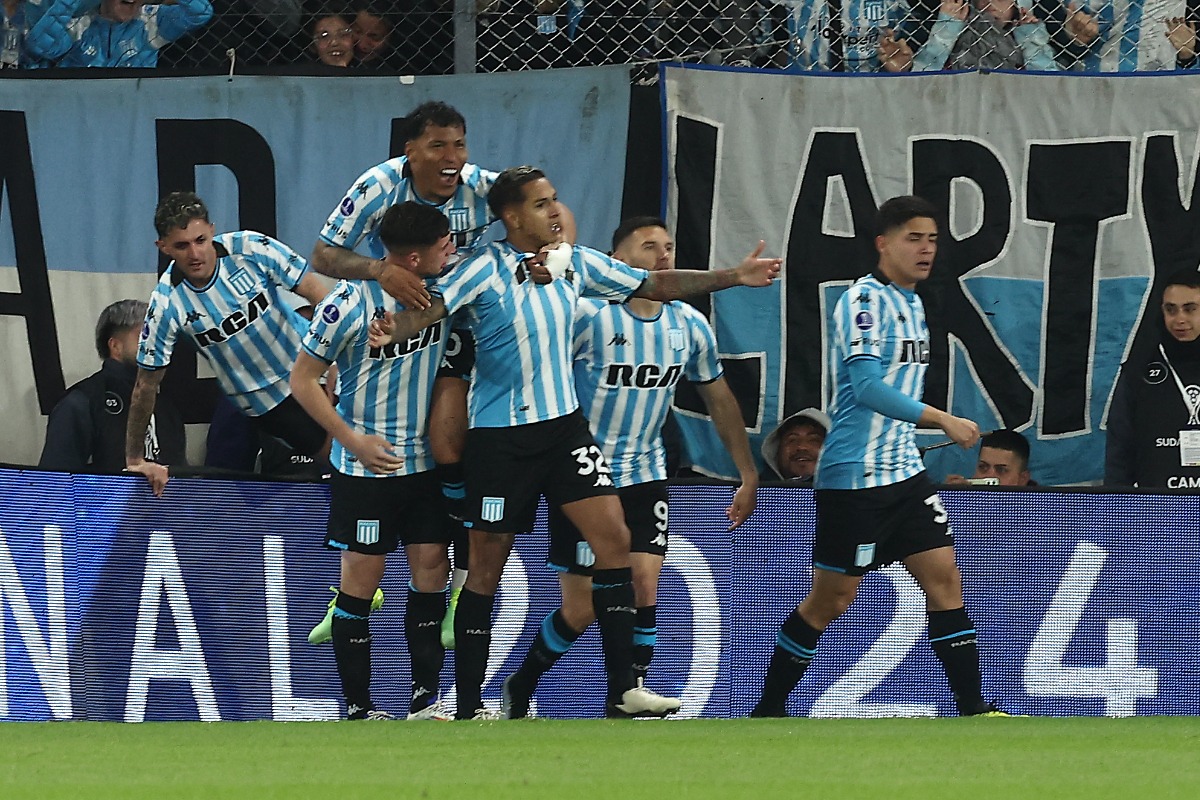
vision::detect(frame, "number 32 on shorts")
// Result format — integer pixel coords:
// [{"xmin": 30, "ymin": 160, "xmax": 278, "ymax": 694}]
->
[
  {"xmin": 571, "ymin": 445, "xmax": 614, "ymax": 487},
  {"xmin": 923, "ymin": 494, "xmax": 948, "ymax": 524}
]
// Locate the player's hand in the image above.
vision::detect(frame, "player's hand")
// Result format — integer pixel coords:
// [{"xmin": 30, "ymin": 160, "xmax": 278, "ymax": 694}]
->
[
  {"xmin": 523, "ymin": 250, "xmax": 554, "ymax": 285},
  {"xmin": 350, "ymin": 433, "xmax": 404, "ymax": 474},
  {"xmin": 1016, "ymin": 6, "xmax": 1040, "ymax": 25},
  {"xmin": 943, "ymin": 473, "xmax": 970, "ymax": 485},
  {"xmin": 939, "ymin": 414, "xmax": 980, "ymax": 449},
  {"xmin": 376, "ymin": 261, "xmax": 431, "ymax": 310},
  {"xmin": 734, "ymin": 241, "xmax": 782, "ymax": 287},
  {"xmin": 126, "ymin": 460, "xmax": 170, "ymax": 497},
  {"xmin": 726, "ymin": 481, "xmax": 758, "ymax": 529},
  {"xmin": 1167, "ymin": 17, "xmax": 1197, "ymax": 60},
  {"xmin": 367, "ymin": 311, "xmax": 397, "ymax": 347}
]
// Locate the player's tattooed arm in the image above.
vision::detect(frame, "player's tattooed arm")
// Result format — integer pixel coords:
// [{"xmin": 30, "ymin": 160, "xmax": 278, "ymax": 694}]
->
[
  {"xmin": 312, "ymin": 241, "xmax": 432, "ymax": 309},
  {"xmin": 634, "ymin": 241, "xmax": 781, "ymax": 300},
  {"xmin": 125, "ymin": 367, "xmax": 170, "ymax": 497},
  {"xmin": 367, "ymin": 298, "xmax": 449, "ymax": 347}
]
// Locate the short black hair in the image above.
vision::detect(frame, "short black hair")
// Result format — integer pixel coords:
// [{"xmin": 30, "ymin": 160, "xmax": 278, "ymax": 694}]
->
[
  {"xmin": 487, "ymin": 165, "xmax": 546, "ymax": 218},
  {"xmin": 875, "ymin": 195, "xmax": 939, "ymax": 237},
  {"xmin": 612, "ymin": 216, "xmax": 668, "ymax": 252},
  {"xmin": 980, "ymin": 429, "xmax": 1030, "ymax": 469},
  {"xmin": 379, "ymin": 202, "xmax": 451, "ymax": 252},
  {"xmin": 154, "ymin": 191, "xmax": 209, "ymax": 237},
  {"xmin": 403, "ymin": 101, "xmax": 466, "ymax": 143},
  {"xmin": 94, "ymin": 299, "xmax": 147, "ymax": 361},
  {"xmin": 1162, "ymin": 268, "xmax": 1200, "ymax": 293}
]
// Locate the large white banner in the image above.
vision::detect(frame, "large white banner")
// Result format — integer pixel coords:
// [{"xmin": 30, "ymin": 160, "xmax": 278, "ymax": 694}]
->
[
  {"xmin": 664, "ymin": 66, "xmax": 1200, "ymax": 486},
  {"xmin": 0, "ymin": 67, "xmax": 630, "ymax": 465}
]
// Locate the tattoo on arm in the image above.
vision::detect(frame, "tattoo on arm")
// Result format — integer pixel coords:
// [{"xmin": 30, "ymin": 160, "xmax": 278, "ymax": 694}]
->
[
  {"xmin": 126, "ymin": 369, "xmax": 166, "ymax": 463},
  {"xmin": 635, "ymin": 269, "xmax": 738, "ymax": 301},
  {"xmin": 312, "ymin": 242, "xmax": 380, "ymax": 282},
  {"xmin": 391, "ymin": 298, "xmax": 449, "ymax": 341}
]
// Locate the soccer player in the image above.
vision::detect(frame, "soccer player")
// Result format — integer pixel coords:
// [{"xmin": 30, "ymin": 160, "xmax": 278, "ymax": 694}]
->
[
  {"xmin": 751, "ymin": 195, "xmax": 1004, "ymax": 718},
  {"xmin": 291, "ymin": 202, "xmax": 459, "ymax": 721},
  {"xmin": 500, "ymin": 216, "xmax": 760, "ymax": 719},
  {"xmin": 308, "ymin": 100, "xmax": 578, "ymax": 647},
  {"xmin": 127, "ymin": 192, "xmax": 330, "ymax": 496},
  {"xmin": 369, "ymin": 166, "xmax": 781, "ymax": 719}
]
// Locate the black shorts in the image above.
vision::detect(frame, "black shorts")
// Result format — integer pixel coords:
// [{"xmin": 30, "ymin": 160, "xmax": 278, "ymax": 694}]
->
[
  {"xmin": 325, "ymin": 470, "xmax": 452, "ymax": 555},
  {"xmin": 436, "ymin": 325, "xmax": 475, "ymax": 382},
  {"xmin": 463, "ymin": 410, "xmax": 618, "ymax": 534},
  {"xmin": 813, "ymin": 472, "xmax": 952, "ymax": 576},
  {"xmin": 547, "ymin": 480, "xmax": 669, "ymax": 575},
  {"xmin": 254, "ymin": 395, "xmax": 327, "ymax": 457}
]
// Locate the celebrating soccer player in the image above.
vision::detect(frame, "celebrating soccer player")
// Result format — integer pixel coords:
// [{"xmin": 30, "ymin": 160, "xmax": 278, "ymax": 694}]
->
[{"xmin": 751, "ymin": 195, "xmax": 1008, "ymax": 718}]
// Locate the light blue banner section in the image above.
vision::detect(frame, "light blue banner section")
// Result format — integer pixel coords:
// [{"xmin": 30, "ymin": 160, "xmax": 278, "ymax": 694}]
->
[{"xmin": 0, "ymin": 68, "xmax": 630, "ymax": 271}]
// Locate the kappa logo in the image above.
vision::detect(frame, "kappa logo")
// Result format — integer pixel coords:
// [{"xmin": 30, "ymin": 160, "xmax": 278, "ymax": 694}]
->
[
  {"xmin": 481, "ymin": 496, "xmax": 505, "ymax": 523},
  {"xmin": 608, "ymin": 334, "xmax": 630, "ymax": 346},
  {"xmin": 356, "ymin": 519, "xmax": 380, "ymax": 546}
]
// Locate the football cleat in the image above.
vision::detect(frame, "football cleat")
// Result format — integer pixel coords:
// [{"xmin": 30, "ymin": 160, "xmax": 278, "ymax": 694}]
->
[
  {"xmin": 609, "ymin": 679, "xmax": 681, "ymax": 718},
  {"xmin": 440, "ymin": 586, "xmax": 461, "ymax": 650},
  {"xmin": 470, "ymin": 707, "xmax": 502, "ymax": 721},
  {"xmin": 406, "ymin": 700, "xmax": 453, "ymax": 721},
  {"xmin": 501, "ymin": 675, "xmax": 533, "ymax": 720},
  {"xmin": 308, "ymin": 586, "xmax": 385, "ymax": 645}
]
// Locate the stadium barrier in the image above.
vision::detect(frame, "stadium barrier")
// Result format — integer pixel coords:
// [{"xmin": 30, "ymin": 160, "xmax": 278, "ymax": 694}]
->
[{"xmin": 1, "ymin": 466, "xmax": 1194, "ymax": 721}]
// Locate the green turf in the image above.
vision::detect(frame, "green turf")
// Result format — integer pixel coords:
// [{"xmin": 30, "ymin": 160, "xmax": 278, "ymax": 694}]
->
[{"xmin": 1, "ymin": 717, "xmax": 1198, "ymax": 799}]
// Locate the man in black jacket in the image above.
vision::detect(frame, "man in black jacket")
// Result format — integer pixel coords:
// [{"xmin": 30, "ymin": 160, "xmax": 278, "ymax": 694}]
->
[
  {"xmin": 39, "ymin": 299, "xmax": 186, "ymax": 472},
  {"xmin": 1106, "ymin": 269, "xmax": 1200, "ymax": 489}
]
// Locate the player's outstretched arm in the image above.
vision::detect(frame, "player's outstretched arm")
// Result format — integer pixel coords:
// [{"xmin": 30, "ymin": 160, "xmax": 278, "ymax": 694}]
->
[
  {"xmin": 311, "ymin": 241, "xmax": 432, "ymax": 310},
  {"xmin": 367, "ymin": 299, "xmax": 449, "ymax": 348},
  {"xmin": 697, "ymin": 377, "xmax": 760, "ymax": 529},
  {"xmin": 634, "ymin": 241, "xmax": 781, "ymax": 300},
  {"xmin": 125, "ymin": 367, "xmax": 169, "ymax": 497},
  {"xmin": 291, "ymin": 352, "xmax": 403, "ymax": 474}
]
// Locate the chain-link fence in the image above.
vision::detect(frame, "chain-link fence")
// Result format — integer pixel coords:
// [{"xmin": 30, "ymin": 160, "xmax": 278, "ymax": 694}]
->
[{"xmin": 12, "ymin": 1, "xmax": 1200, "ymax": 76}]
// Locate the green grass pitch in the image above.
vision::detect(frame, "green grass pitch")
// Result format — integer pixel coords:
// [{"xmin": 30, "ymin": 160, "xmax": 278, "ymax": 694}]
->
[{"xmin": 2, "ymin": 717, "xmax": 1198, "ymax": 799}]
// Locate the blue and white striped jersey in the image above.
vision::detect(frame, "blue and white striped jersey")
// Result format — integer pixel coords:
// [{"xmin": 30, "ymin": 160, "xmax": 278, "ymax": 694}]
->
[
  {"xmin": 574, "ymin": 298, "xmax": 723, "ymax": 487},
  {"xmin": 138, "ymin": 231, "xmax": 310, "ymax": 417},
  {"xmin": 434, "ymin": 241, "xmax": 648, "ymax": 428},
  {"xmin": 318, "ymin": 158, "xmax": 498, "ymax": 258},
  {"xmin": 817, "ymin": 273, "xmax": 929, "ymax": 490},
  {"xmin": 301, "ymin": 280, "xmax": 447, "ymax": 478},
  {"xmin": 1094, "ymin": 0, "xmax": 1179, "ymax": 71},
  {"xmin": 760, "ymin": 0, "xmax": 911, "ymax": 72}
]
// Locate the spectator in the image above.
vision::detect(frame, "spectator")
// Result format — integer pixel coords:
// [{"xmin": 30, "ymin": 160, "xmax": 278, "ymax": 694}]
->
[
  {"xmin": 759, "ymin": 407, "xmax": 831, "ymax": 483},
  {"xmin": 26, "ymin": 0, "xmax": 212, "ymax": 67},
  {"xmin": 1105, "ymin": 269, "xmax": 1200, "ymax": 489},
  {"xmin": 40, "ymin": 299, "xmax": 186, "ymax": 472},
  {"xmin": 912, "ymin": 0, "xmax": 1062, "ymax": 71},
  {"xmin": 477, "ymin": 0, "xmax": 580, "ymax": 71},
  {"xmin": 944, "ymin": 428, "xmax": 1036, "ymax": 486},
  {"xmin": 2, "ymin": 0, "xmax": 42, "ymax": 68},
  {"xmin": 307, "ymin": 7, "xmax": 356, "ymax": 67},
  {"xmin": 1166, "ymin": 13, "xmax": 1200, "ymax": 70},
  {"xmin": 350, "ymin": 1, "xmax": 396, "ymax": 68},
  {"xmin": 1033, "ymin": 0, "xmax": 1107, "ymax": 70}
]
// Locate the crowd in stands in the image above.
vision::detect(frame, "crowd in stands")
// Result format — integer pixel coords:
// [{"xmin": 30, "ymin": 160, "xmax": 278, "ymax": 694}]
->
[{"xmin": 1, "ymin": 0, "xmax": 1199, "ymax": 73}]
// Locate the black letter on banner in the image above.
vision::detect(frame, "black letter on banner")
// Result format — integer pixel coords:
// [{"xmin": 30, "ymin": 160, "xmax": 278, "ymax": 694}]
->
[
  {"xmin": 912, "ymin": 138, "xmax": 1033, "ymax": 429},
  {"xmin": 0, "ymin": 111, "xmax": 65, "ymax": 413},
  {"xmin": 782, "ymin": 131, "xmax": 877, "ymax": 415},
  {"xmin": 1138, "ymin": 134, "xmax": 1200, "ymax": 357},
  {"xmin": 155, "ymin": 119, "xmax": 278, "ymax": 422},
  {"xmin": 671, "ymin": 116, "xmax": 760, "ymax": 427},
  {"xmin": 1027, "ymin": 140, "xmax": 1131, "ymax": 435}
]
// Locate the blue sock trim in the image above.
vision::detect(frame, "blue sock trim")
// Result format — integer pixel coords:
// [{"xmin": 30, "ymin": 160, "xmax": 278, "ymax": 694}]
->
[
  {"xmin": 541, "ymin": 613, "xmax": 574, "ymax": 655},
  {"xmin": 929, "ymin": 628, "xmax": 975, "ymax": 643},
  {"xmin": 633, "ymin": 626, "xmax": 657, "ymax": 647},
  {"xmin": 333, "ymin": 607, "xmax": 368, "ymax": 620},
  {"xmin": 777, "ymin": 631, "xmax": 816, "ymax": 660}
]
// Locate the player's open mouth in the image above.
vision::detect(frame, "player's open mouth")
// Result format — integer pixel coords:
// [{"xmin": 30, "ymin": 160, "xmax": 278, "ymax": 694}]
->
[
  {"xmin": 550, "ymin": 223, "xmax": 561, "ymax": 233},
  {"xmin": 440, "ymin": 168, "xmax": 458, "ymax": 177}
]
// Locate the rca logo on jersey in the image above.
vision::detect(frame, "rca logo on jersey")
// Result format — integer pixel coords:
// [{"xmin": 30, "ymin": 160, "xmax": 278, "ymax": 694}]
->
[
  {"xmin": 368, "ymin": 324, "xmax": 442, "ymax": 360},
  {"xmin": 899, "ymin": 339, "xmax": 930, "ymax": 364},
  {"xmin": 194, "ymin": 292, "xmax": 270, "ymax": 348},
  {"xmin": 602, "ymin": 363, "xmax": 683, "ymax": 389}
]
